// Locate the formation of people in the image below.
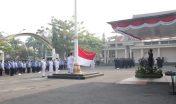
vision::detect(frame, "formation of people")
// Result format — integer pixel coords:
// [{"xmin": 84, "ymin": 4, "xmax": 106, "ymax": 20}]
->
[
  {"xmin": 0, "ymin": 58, "xmax": 67, "ymax": 77},
  {"xmin": 114, "ymin": 58, "xmax": 135, "ymax": 69},
  {"xmin": 0, "ymin": 52, "xmax": 96, "ymax": 77},
  {"xmin": 156, "ymin": 57, "xmax": 164, "ymax": 68}
]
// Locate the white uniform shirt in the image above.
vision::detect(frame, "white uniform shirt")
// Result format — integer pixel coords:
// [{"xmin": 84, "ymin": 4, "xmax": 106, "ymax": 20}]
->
[
  {"xmin": 54, "ymin": 60, "xmax": 59, "ymax": 69},
  {"xmin": 41, "ymin": 60, "xmax": 46, "ymax": 69},
  {"xmin": 90, "ymin": 60, "xmax": 95, "ymax": 71},
  {"xmin": 49, "ymin": 60, "xmax": 53, "ymax": 70},
  {"xmin": 0, "ymin": 62, "xmax": 4, "ymax": 70}
]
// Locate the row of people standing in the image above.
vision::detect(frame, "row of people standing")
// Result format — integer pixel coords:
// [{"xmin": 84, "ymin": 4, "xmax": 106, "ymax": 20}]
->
[
  {"xmin": 41, "ymin": 53, "xmax": 74, "ymax": 77},
  {"xmin": 0, "ymin": 60, "xmax": 32, "ymax": 76},
  {"xmin": 0, "ymin": 52, "xmax": 94, "ymax": 77},
  {"xmin": 41, "ymin": 58, "xmax": 61, "ymax": 77},
  {"xmin": 114, "ymin": 58, "xmax": 135, "ymax": 69},
  {"xmin": 0, "ymin": 58, "xmax": 64, "ymax": 77}
]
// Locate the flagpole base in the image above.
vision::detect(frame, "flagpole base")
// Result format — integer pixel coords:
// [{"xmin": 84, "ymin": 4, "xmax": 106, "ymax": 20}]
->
[{"xmin": 73, "ymin": 63, "xmax": 82, "ymax": 74}]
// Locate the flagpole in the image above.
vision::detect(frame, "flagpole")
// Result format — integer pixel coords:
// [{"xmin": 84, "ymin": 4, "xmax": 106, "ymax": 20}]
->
[
  {"xmin": 74, "ymin": 0, "xmax": 78, "ymax": 64},
  {"xmin": 74, "ymin": 0, "xmax": 81, "ymax": 74}
]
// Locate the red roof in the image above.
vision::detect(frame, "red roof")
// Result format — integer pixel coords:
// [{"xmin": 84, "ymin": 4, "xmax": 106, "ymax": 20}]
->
[{"xmin": 108, "ymin": 11, "xmax": 176, "ymax": 40}]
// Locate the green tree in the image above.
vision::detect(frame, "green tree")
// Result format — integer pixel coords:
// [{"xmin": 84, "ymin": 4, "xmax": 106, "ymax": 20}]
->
[
  {"xmin": 78, "ymin": 31, "xmax": 103, "ymax": 54},
  {"xmin": 50, "ymin": 17, "xmax": 75, "ymax": 58},
  {"xmin": 8, "ymin": 38, "xmax": 21, "ymax": 59},
  {"xmin": 50, "ymin": 17, "xmax": 103, "ymax": 59},
  {"xmin": 0, "ymin": 34, "xmax": 12, "ymax": 53},
  {"xmin": 25, "ymin": 37, "xmax": 44, "ymax": 58}
]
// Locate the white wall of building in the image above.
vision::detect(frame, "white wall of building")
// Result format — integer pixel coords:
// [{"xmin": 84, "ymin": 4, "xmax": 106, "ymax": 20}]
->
[
  {"xmin": 116, "ymin": 50, "xmax": 125, "ymax": 58},
  {"xmin": 103, "ymin": 38, "xmax": 176, "ymax": 64},
  {"xmin": 160, "ymin": 47, "xmax": 176, "ymax": 62},
  {"xmin": 143, "ymin": 49, "xmax": 149, "ymax": 58},
  {"xmin": 132, "ymin": 49, "xmax": 140, "ymax": 63}
]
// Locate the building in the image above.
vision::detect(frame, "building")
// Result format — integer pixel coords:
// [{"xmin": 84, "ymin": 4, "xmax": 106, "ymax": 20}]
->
[{"xmin": 103, "ymin": 10, "xmax": 176, "ymax": 64}]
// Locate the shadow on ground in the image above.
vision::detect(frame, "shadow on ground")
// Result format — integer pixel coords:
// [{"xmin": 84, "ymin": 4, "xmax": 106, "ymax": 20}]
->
[{"xmin": 1, "ymin": 82, "xmax": 176, "ymax": 104}]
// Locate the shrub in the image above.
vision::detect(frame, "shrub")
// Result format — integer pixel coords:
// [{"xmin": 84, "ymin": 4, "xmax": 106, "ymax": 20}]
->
[{"xmin": 135, "ymin": 58, "xmax": 163, "ymax": 78}]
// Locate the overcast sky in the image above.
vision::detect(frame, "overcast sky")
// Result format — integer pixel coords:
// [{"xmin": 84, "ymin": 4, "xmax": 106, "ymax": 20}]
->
[{"xmin": 0, "ymin": 0, "xmax": 176, "ymax": 38}]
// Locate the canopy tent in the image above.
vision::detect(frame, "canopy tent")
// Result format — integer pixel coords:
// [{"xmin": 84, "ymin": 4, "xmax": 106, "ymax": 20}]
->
[{"xmin": 108, "ymin": 11, "xmax": 176, "ymax": 40}]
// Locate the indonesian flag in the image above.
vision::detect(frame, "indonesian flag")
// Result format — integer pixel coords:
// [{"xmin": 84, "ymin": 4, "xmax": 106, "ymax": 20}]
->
[{"xmin": 78, "ymin": 47, "xmax": 96, "ymax": 66}]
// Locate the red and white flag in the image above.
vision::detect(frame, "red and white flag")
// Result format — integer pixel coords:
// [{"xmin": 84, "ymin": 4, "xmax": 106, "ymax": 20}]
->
[{"xmin": 78, "ymin": 47, "xmax": 96, "ymax": 66}]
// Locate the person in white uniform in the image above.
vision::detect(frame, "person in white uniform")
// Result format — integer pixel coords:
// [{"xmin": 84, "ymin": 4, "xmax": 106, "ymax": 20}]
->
[
  {"xmin": 48, "ymin": 59, "xmax": 53, "ymax": 76},
  {"xmin": 90, "ymin": 59, "xmax": 96, "ymax": 72},
  {"xmin": 54, "ymin": 58, "xmax": 60, "ymax": 74},
  {"xmin": 67, "ymin": 54, "xmax": 70, "ymax": 73},
  {"xmin": 41, "ymin": 58, "xmax": 46, "ymax": 77},
  {"xmin": 67, "ymin": 53, "xmax": 74, "ymax": 74}
]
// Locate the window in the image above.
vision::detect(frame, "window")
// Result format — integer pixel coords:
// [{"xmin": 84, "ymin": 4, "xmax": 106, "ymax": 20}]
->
[
  {"xmin": 151, "ymin": 41, "xmax": 158, "ymax": 45},
  {"xmin": 161, "ymin": 41, "xmax": 168, "ymax": 44},
  {"xmin": 169, "ymin": 40, "xmax": 176, "ymax": 44},
  {"xmin": 144, "ymin": 42, "xmax": 151, "ymax": 45},
  {"xmin": 117, "ymin": 43, "xmax": 123, "ymax": 46},
  {"xmin": 109, "ymin": 44, "xmax": 115, "ymax": 47}
]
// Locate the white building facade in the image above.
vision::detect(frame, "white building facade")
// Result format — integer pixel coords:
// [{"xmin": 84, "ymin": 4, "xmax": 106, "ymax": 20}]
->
[
  {"xmin": 106, "ymin": 10, "xmax": 176, "ymax": 64},
  {"xmin": 103, "ymin": 37, "xmax": 176, "ymax": 64}
]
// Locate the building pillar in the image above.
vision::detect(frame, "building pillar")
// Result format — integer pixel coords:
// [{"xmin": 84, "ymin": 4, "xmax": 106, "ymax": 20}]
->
[
  {"xmin": 104, "ymin": 50, "xmax": 107, "ymax": 64},
  {"xmin": 141, "ymin": 48, "xmax": 144, "ymax": 58},
  {"xmin": 125, "ymin": 46, "xmax": 129, "ymax": 58},
  {"xmin": 125, "ymin": 49, "xmax": 127, "ymax": 58},
  {"xmin": 157, "ymin": 48, "xmax": 160, "ymax": 57},
  {"xmin": 130, "ymin": 48, "xmax": 132, "ymax": 59},
  {"xmin": 107, "ymin": 50, "xmax": 109, "ymax": 63},
  {"xmin": 115, "ymin": 43, "xmax": 118, "ymax": 58},
  {"xmin": 115, "ymin": 50, "xmax": 118, "ymax": 58}
]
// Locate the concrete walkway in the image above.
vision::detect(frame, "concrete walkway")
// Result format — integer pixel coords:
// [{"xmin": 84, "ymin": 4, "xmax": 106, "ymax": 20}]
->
[
  {"xmin": 119, "ymin": 65, "xmax": 176, "ymax": 85},
  {"xmin": 0, "ymin": 66, "xmax": 175, "ymax": 104}
]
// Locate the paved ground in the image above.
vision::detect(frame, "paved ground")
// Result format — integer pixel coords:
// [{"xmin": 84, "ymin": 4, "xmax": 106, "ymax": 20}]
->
[
  {"xmin": 1, "ymin": 83, "xmax": 175, "ymax": 104},
  {"xmin": 0, "ymin": 66, "xmax": 176, "ymax": 104}
]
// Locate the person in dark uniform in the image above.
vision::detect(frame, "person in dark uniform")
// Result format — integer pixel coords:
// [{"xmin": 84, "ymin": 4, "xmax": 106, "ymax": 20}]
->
[
  {"xmin": 26, "ymin": 60, "xmax": 31, "ymax": 73},
  {"xmin": 17, "ymin": 61, "xmax": 21, "ymax": 74},
  {"xmin": 18, "ymin": 61, "xmax": 23, "ymax": 75},
  {"xmin": 0, "ymin": 61, "xmax": 4, "ymax": 76},
  {"xmin": 114, "ymin": 58, "xmax": 117, "ymax": 69},
  {"xmin": 46, "ymin": 60, "xmax": 49, "ymax": 71},
  {"xmin": 10, "ymin": 61, "xmax": 15, "ymax": 76},
  {"xmin": 148, "ymin": 49, "xmax": 154, "ymax": 68},
  {"xmin": 31, "ymin": 60, "xmax": 36, "ymax": 73},
  {"xmin": 116, "ymin": 58, "xmax": 120, "ymax": 69},
  {"xmin": 7, "ymin": 61, "xmax": 11, "ymax": 75},
  {"xmin": 4, "ymin": 61, "xmax": 8, "ymax": 75},
  {"xmin": 14, "ymin": 61, "xmax": 17, "ymax": 75},
  {"xmin": 22, "ymin": 61, "xmax": 26, "ymax": 73},
  {"xmin": 156, "ymin": 57, "xmax": 163, "ymax": 68},
  {"xmin": 35, "ymin": 60, "xmax": 38, "ymax": 72},
  {"xmin": 53, "ymin": 60, "xmax": 56, "ymax": 72}
]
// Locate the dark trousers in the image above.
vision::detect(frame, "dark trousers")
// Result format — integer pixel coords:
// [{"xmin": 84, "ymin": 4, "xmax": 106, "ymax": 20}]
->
[
  {"xmin": 0, "ymin": 68, "xmax": 2, "ymax": 76},
  {"xmin": 22, "ymin": 68, "xmax": 25, "ymax": 73},
  {"xmin": 19, "ymin": 67, "xmax": 23, "ymax": 73},
  {"xmin": 10, "ymin": 68, "xmax": 14, "ymax": 76},
  {"xmin": 60, "ymin": 65, "xmax": 63, "ymax": 70},
  {"xmin": 53, "ymin": 66, "xmax": 56, "ymax": 71},
  {"xmin": 32, "ymin": 67, "xmax": 35, "ymax": 73},
  {"xmin": 17, "ymin": 68, "xmax": 21, "ymax": 73},
  {"xmin": 37, "ymin": 67, "xmax": 41, "ymax": 72},
  {"xmin": 14, "ymin": 68, "xmax": 17, "ymax": 74},
  {"xmin": 27, "ymin": 67, "xmax": 31, "ymax": 73},
  {"xmin": 5, "ymin": 68, "xmax": 9, "ymax": 75}
]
